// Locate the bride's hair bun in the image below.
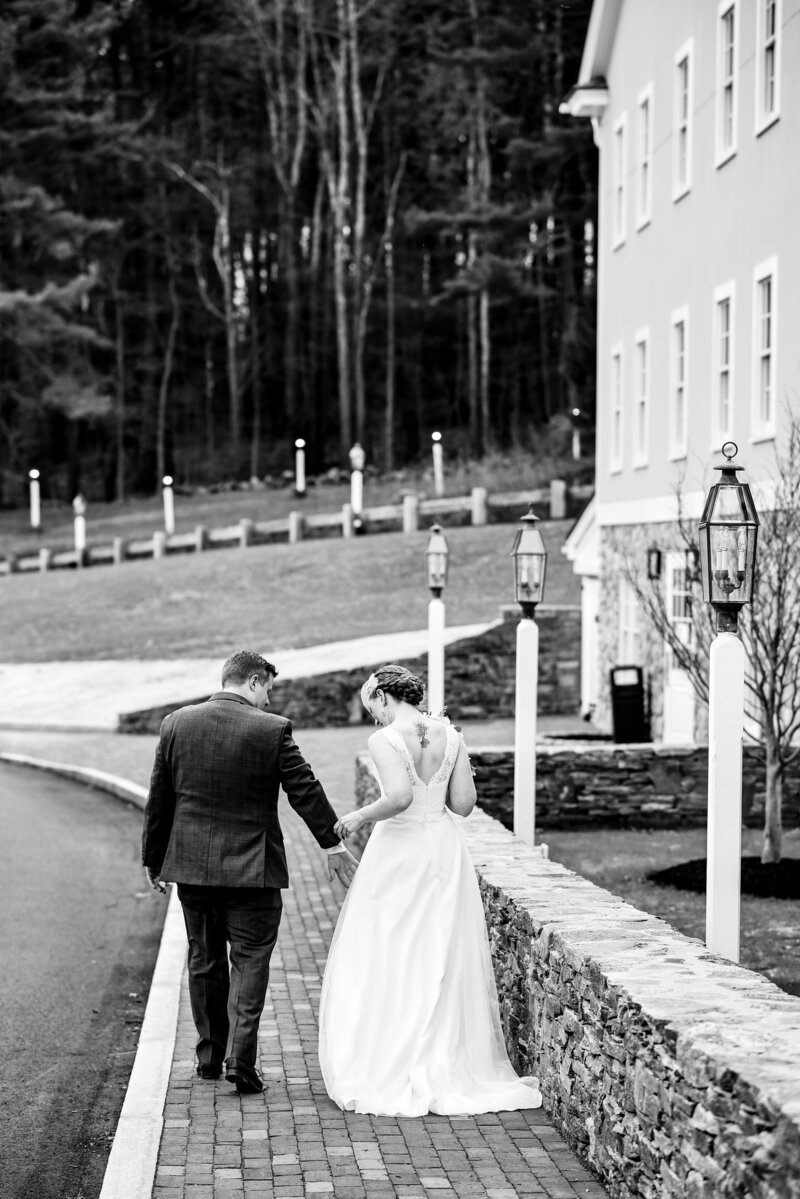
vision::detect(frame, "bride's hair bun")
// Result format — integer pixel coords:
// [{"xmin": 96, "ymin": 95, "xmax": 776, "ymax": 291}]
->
[{"xmin": 368, "ymin": 664, "xmax": 425, "ymax": 707}]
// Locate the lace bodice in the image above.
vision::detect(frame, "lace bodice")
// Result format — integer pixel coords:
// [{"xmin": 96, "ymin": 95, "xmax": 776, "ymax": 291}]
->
[{"xmin": 379, "ymin": 723, "xmax": 460, "ymax": 822}]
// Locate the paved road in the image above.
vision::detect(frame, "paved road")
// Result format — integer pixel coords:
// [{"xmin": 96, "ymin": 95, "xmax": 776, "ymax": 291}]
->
[{"xmin": 0, "ymin": 761, "xmax": 165, "ymax": 1199}]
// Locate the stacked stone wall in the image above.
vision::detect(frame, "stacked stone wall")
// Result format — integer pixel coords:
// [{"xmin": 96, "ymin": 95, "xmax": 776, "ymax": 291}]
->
[
  {"xmin": 355, "ymin": 741, "xmax": 800, "ymax": 832},
  {"xmin": 596, "ymin": 522, "xmax": 712, "ymax": 745},
  {"xmin": 120, "ymin": 606, "xmax": 581, "ymax": 733},
  {"xmin": 348, "ymin": 786, "xmax": 800, "ymax": 1197},
  {"xmin": 462, "ymin": 810, "xmax": 800, "ymax": 1199}
]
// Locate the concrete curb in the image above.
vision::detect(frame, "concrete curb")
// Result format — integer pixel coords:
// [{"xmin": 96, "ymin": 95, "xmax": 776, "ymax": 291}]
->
[
  {"xmin": 0, "ymin": 752, "xmax": 149, "ymax": 805},
  {"xmin": 0, "ymin": 751, "xmax": 184, "ymax": 1199},
  {"xmin": 99, "ymin": 886, "xmax": 184, "ymax": 1199}
]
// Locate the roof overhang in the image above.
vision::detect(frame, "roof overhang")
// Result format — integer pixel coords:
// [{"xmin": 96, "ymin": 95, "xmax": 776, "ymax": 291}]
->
[
  {"xmin": 576, "ymin": 0, "xmax": 623, "ymax": 82},
  {"xmin": 562, "ymin": 496, "xmax": 599, "ymax": 577},
  {"xmin": 558, "ymin": 0, "xmax": 621, "ymax": 130},
  {"xmin": 558, "ymin": 80, "xmax": 609, "ymax": 119}
]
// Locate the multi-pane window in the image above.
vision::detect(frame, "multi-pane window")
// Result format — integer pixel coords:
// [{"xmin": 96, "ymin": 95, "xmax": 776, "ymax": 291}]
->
[
  {"xmin": 717, "ymin": 2, "xmax": 737, "ymax": 163},
  {"xmin": 713, "ymin": 284, "xmax": 735, "ymax": 442},
  {"xmin": 753, "ymin": 258, "xmax": 777, "ymax": 438},
  {"xmin": 673, "ymin": 42, "xmax": 693, "ymax": 198},
  {"xmin": 610, "ymin": 344, "xmax": 624, "ymax": 472},
  {"xmin": 756, "ymin": 0, "xmax": 781, "ymax": 131},
  {"xmin": 666, "ymin": 557, "xmax": 694, "ymax": 672},
  {"xmin": 618, "ymin": 579, "xmax": 641, "ymax": 665},
  {"xmin": 636, "ymin": 87, "xmax": 653, "ymax": 228},
  {"xmin": 670, "ymin": 308, "xmax": 689, "ymax": 459},
  {"xmin": 612, "ymin": 115, "xmax": 627, "ymax": 247},
  {"xmin": 633, "ymin": 330, "xmax": 649, "ymax": 467}
]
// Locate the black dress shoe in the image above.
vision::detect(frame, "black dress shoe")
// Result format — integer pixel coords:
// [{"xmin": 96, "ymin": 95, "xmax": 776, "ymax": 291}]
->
[
  {"xmin": 225, "ymin": 1057, "xmax": 264, "ymax": 1093},
  {"xmin": 196, "ymin": 1063, "xmax": 222, "ymax": 1079}
]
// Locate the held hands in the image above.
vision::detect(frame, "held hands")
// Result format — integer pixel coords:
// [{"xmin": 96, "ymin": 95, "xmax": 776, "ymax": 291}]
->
[
  {"xmin": 145, "ymin": 867, "xmax": 168, "ymax": 894},
  {"xmin": 334, "ymin": 811, "xmax": 365, "ymax": 840},
  {"xmin": 327, "ymin": 846, "xmax": 358, "ymax": 889}
]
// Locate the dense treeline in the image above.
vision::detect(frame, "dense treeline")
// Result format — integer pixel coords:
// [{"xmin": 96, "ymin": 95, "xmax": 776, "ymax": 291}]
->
[{"xmin": 0, "ymin": 0, "xmax": 596, "ymax": 503}]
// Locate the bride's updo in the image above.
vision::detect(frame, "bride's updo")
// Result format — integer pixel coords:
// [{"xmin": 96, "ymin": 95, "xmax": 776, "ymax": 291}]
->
[{"xmin": 365, "ymin": 664, "xmax": 425, "ymax": 707}]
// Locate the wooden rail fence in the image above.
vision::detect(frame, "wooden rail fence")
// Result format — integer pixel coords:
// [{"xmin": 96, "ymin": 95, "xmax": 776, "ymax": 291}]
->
[{"xmin": 0, "ymin": 481, "xmax": 592, "ymax": 577}]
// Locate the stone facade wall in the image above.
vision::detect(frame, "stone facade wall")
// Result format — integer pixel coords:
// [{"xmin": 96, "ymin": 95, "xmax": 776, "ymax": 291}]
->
[
  {"xmin": 120, "ymin": 606, "xmax": 581, "ymax": 734},
  {"xmin": 348, "ymin": 789, "xmax": 800, "ymax": 1196},
  {"xmin": 596, "ymin": 523, "xmax": 711, "ymax": 744},
  {"xmin": 355, "ymin": 742, "xmax": 800, "ymax": 831}
]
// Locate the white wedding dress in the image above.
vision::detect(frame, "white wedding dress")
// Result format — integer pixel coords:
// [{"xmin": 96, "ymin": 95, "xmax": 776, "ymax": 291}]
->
[{"xmin": 318, "ymin": 722, "xmax": 542, "ymax": 1116}]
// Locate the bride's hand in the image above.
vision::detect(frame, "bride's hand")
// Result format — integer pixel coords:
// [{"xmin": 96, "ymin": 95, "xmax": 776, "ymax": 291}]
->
[{"xmin": 334, "ymin": 811, "xmax": 365, "ymax": 839}]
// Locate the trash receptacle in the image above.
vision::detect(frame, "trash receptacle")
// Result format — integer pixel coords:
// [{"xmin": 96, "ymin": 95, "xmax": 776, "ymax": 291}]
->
[{"xmin": 609, "ymin": 665, "xmax": 649, "ymax": 743}]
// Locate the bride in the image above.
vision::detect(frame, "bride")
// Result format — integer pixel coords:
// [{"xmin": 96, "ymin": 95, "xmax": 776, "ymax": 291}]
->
[{"xmin": 318, "ymin": 664, "xmax": 541, "ymax": 1117}]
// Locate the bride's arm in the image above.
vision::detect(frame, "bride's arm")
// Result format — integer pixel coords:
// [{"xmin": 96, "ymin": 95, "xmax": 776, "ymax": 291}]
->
[
  {"xmin": 446, "ymin": 737, "xmax": 477, "ymax": 817},
  {"xmin": 334, "ymin": 732, "xmax": 413, "ymax": 838}
]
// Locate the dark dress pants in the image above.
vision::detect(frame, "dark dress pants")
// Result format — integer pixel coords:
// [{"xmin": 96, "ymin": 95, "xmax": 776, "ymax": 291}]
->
[{"xmin": 178, "ymin": 884, "xmax": 283, "ymax": 1068}]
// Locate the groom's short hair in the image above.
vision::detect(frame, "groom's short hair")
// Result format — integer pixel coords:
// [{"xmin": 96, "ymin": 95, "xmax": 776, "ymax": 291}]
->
[{"xmin": 221, "ymin": 650, "xmax": 279, "ymax": 687}]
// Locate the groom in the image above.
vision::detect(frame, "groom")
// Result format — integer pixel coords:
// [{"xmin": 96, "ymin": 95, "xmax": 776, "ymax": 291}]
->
[{"xmin": 142, "ymin": 649, "xmax": 357, "ymax": 1093}]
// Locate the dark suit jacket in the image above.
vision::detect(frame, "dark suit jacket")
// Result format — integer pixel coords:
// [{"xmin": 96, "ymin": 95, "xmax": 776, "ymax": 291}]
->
[{"xmin": 142, "ymin": 692, "xmax": 340, "ymax": 888}]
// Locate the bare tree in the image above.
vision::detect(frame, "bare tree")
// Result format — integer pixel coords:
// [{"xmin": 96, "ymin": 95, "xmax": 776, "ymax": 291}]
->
[
  {"xmin": 617, "ymin": 419, "xmax": 800, "ymax": 864},
  {"xmin": 235, "ymin": 0, "xmax": 309, "ymax": 436},
  {"xmin": 304, "ymin": 0, "xmax": 397, "ymax": 456},
  {"xmin": 168, "ymin": 155, "xmax": 242, "ymax": 460}
]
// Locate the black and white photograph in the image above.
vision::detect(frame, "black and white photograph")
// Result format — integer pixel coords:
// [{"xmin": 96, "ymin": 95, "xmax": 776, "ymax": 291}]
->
[{"xmin": 1, "ymin": 1, "xmax": 798, "ymax": 1197}]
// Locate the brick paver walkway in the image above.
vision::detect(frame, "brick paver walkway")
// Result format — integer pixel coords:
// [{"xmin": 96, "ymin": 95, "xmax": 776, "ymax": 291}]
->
[{"xmin": 150, "ymin": 799, "xmax": 608, "ymax": 1199}]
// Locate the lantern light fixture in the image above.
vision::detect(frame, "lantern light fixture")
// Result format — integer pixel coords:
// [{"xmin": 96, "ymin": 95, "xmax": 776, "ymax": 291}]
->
[
  {"xmin": 510, "ymin": 505, "xmax": 547, "ymax": 615},
  {"xmin": 698, "ymin": 441, "xmax": 759, "ymax": 632},
  {"xmin": 425, "ymin": 524, "xmax": 450, "ymax": 597},
  {"xmin": 646, "ymin": 545, "xmax": 662, "ymax": 581}
]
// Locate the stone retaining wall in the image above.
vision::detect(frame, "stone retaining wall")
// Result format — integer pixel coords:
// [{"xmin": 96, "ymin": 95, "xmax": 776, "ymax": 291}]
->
[
  {"xmin": 348, "ymin": 787, "xmax": 800, "ymax": 1196},
  {"xmin": 461, "ymin": 810, "xmax": 800, "ymax": 1199},
  {"xmin": 355, "ymin": 742, "xmax": 800, "ymax": 832},
  {"xmin": 120, "ymin": 606, "xmax": 581, "ymax": 734}
]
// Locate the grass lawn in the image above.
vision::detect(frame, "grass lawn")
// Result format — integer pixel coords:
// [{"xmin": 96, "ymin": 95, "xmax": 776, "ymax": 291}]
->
[
  {"xmin": 547, "ymin": 825, "xmax": 800, "ymax": 996},
  {"xmin": 0, "ymin": 520, "xmax": 579, "ymax": 661}
]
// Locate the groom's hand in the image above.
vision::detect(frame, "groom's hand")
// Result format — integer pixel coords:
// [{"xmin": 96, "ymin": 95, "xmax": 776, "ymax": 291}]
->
[
  {"xmin": 145, "ymin": 867, "xmax": 168, "ymax": 894},
  {"xmin": 327, "ymin": 846, "xmax": 358, "ymax": 889}
]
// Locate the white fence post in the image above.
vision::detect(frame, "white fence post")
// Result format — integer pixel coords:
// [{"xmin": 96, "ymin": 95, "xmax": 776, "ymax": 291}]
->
[
  {"xmin": 402, "ymin": 494, "xmax": 419, "ymax": 534},
  {"xmin": 471, "ymin": 487, "xmax": 488, "ymax": 526},
  {"xmin": 549, "ymin": 479, "xmax": 567, "ymax": 520},
  {"xmin": 288, "ymin": 511, "xmax": 304, "ymax": 543}
]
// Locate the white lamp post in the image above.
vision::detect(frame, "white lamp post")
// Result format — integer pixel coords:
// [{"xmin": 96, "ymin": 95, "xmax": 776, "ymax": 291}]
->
[
  {"xmin": 571, "ymin": 408, "xmax": 582, "ymax": 460},
  {"xmin": 425, "ymin": 524, "xmax": 450, "ymax": 717},
  {"xmin": 29, "ymin": 469, "xmax": 41, "ymax": 530},
  {"xmin": 72, "ymin": 493, "xmax": 87, "ymax": 557},
  {"xmin": 698, "ymin": 441, "xmax": 759, "ymax": 963},
  {"xmin": 294, "ymin": 439, "xmax": 306, "ymax": 496},
  {"xmin": 510, "ymin": 505, "xmax": 548, "ymax": 848},
  {"xmin": 349, "ymin": 442, "xmax": 366, "ymax": 528},
  {"xmin": 162, "ymin": 475, "xmax": 175, "ymax": 535},
  {"xmin": 431, "ymin": 431, "xmax": 444, "ymax": 498}
]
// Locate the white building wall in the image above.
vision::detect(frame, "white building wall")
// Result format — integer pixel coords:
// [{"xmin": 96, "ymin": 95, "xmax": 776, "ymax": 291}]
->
[{"xmin": 594, "ymin": 0, "xmax": 800, "ymax": 522}]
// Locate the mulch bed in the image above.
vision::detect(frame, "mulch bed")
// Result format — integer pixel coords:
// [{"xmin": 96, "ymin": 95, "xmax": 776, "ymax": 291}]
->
[{"xmin": 649, "ymin": 857, "xmax": 800, "ymax": 900}]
